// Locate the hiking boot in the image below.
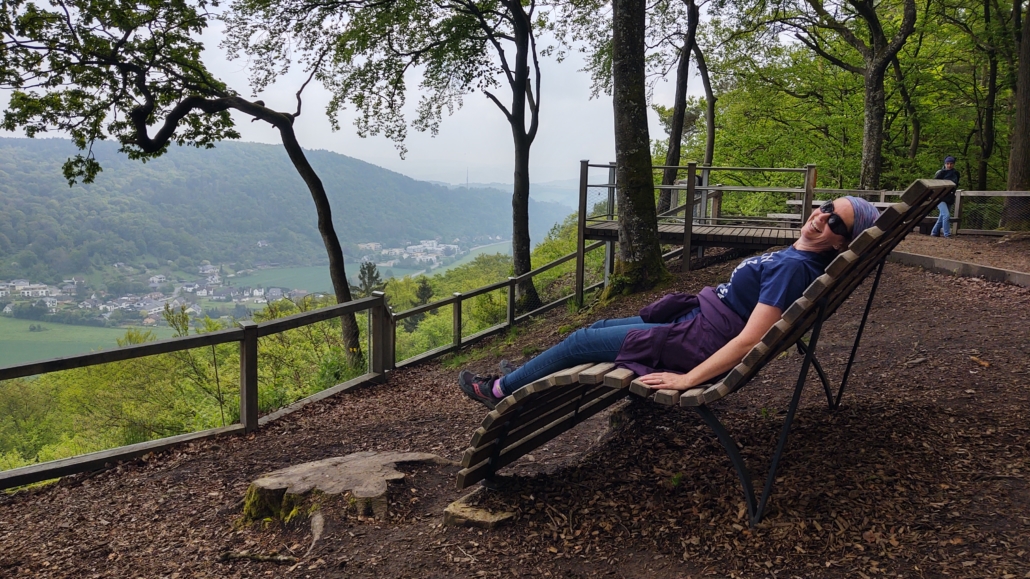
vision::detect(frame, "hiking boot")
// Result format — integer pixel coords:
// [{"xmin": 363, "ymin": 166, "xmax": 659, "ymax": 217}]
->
[
  {"xmin": 499, "ymin": 359, "xmax": 517, "ymax": 376},
  {"xmin": 458, "ymin": 370, "xmax": 502, "ymax": 410}
]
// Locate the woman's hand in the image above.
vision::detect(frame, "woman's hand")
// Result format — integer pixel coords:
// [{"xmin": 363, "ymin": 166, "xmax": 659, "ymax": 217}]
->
[{"xmin": 638, "ymin": 372, "xmax": 693, "ymax": 391}]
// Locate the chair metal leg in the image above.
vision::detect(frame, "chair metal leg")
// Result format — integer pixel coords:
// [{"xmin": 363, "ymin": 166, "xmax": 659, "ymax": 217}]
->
[
  {"xmin": 833, "ymin": 258, "xmax": 886, "ymax": 409},
  {"xmin": 698, "ymin": 300, "xmax": 829, "ymax": 527},
  {"xmin": 795, "ymin": 340, "xmax": 833, "ymax": 408}
]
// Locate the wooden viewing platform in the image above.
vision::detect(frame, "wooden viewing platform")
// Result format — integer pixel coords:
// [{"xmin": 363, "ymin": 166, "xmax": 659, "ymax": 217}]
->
[{"xmin": 584, "ymin": 219, "xmax": 800, "ymax": 249}]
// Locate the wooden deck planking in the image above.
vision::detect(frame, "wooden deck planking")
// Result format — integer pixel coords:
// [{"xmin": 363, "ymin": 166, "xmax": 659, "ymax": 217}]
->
[{"xmin": 585, "ymin": 220, "xmax": 801, "ymax": 250}]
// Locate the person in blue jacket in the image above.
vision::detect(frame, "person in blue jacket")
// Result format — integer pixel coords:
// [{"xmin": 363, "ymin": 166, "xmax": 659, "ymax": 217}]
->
[{"xmin": 931, "ymin": 156, "xmax": 960, "ymax": 238}]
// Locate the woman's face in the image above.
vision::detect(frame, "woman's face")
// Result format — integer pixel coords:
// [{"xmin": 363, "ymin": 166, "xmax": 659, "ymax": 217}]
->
[{"xmin": 800, "ymin": 198, "xmax": 854, "ymax": 251}]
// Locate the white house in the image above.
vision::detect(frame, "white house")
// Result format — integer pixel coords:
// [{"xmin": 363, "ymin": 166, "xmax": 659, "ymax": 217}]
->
[
  {"xmin": 2, "ymin": 304, "xmax": 13, "ymax": 314},
  {"xmin": 20, "ymin": 284, "xmax": 50, "ymax": 297},
  {"xmin": 252, "ymin": 287, "xmax": 265, "ymax": 297},
  {"xmin": 0, "ymin": 287, "xmax": 7, "ymax": 298},
  {"xmin": 358, "ymin": 242, "xmax": 382, "ymax": 251},
  {"xmin": 148, "ymin": 275, "xmax": 167, "ymax": 284},
  {"xmin": 196, "ymin": 288, "xmax": 209, "ymax": 297}
]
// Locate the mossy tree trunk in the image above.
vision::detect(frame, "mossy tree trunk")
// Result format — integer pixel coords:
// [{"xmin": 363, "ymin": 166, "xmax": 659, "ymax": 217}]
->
[
  {"xmin": 605, "ymin": 0, "xmax": 668, "ymax": 297},
  {"xmin": 1002, "ymin": 7, "xmax": 1030, "ymax": 229}
]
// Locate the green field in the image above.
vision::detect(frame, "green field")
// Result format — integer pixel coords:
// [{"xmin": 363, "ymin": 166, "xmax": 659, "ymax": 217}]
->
[
  {"xmin": 232, "ymin": 241, "xmax": 513, "ymax": 293},
  {"xmin": 0, "ymin": 317, "xmax": 175, "ymax": 368}
]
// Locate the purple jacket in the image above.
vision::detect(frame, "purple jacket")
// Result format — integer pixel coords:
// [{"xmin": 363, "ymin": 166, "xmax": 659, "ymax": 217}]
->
[{"xmin": 614, "ymin": 286, "xmax": 746, "ymax": 376}]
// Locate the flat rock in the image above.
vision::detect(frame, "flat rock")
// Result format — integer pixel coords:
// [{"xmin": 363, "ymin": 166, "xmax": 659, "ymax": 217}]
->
[{"xmin": 443, "ymin": 487, "xmax": 515, "ymax": 529}]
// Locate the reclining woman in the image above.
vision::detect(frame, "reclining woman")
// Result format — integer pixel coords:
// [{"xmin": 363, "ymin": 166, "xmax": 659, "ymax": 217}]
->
[{"xmin": 459, "ymin": 196, "xmax": 881, "ymax": 410}]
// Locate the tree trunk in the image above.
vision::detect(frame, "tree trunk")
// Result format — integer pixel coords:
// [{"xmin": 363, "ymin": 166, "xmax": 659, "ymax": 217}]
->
[
  {"xmin": 693, "ymin": 43, "xmax": 716, "ymax": 166},
  {"xmin": 276, "ymin": 121, "xmax": 363, "ymax": 366},
  {"xmin": 505, "ymin": 1, "xmax": 541, "ymax": 311},
  {"xmin": 891, "ymin": 57, "xmax": 920, "ymax": 159},
  {"xmin": 1002, "ymin": 6, "xmax": 1030, "ymax": 227},
  {"xmin": 859, "ymin": 71, "xmax": 888, "ymax": 190},
  {"xmin": 606, "ymin": 0, "xmax": 668, "ymax": 296},
  {"xmin": 511, "ymin": 135, "xmax": 541, "ymax": 309},
  {"xmin": 978, "ymin": 52, "xmax": 998, "ymax": 190},
  {"xmin": 658, "ymin": 0, "xmax": 700, "ymax": 214}
]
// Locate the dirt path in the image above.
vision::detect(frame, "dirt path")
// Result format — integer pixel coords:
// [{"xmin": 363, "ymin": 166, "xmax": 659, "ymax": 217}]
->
[{"xmin": 2, "ymin": 239, "xmax": 1029, "ymax": 578}]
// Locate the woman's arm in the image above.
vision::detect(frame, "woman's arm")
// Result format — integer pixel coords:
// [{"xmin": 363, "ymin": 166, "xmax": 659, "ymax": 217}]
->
[{"xmin": 638, "ymin": 303, "xmax": 783, "ymax": 391}]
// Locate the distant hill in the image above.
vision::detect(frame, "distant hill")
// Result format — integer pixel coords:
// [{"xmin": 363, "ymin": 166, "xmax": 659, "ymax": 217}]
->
[
  {"xmin": 0, "ymin": 138, "xmax": 572, "ymax": 281},
  {"xmin": 452, "ymin": 178, "xmax": 583, "ymax": 210}
]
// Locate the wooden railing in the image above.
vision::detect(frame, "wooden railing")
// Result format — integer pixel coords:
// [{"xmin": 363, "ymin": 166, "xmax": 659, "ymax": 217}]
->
[
  {"xmin": 0, "ymin": 243, "xmax": 607, "ymax": 490},
  {"xmin": 577, "ymin": 160, "xmax": 817, "ymax": 273}
]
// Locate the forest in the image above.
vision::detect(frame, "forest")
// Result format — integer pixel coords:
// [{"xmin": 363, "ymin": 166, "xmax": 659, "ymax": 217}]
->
[{"xmin": 0, "ymin": 138, "xmax": 571, "ymax": 282}]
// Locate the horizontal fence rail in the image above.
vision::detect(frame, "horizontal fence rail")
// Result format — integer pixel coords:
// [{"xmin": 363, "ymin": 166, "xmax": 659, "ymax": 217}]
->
[
  {"xmin": 0, "ymin": 294, "xmax": 388, "ymax": 490},
  {"xmin": 391, "ymin": 242, "xmax": 607, "ymax": 368},
  {"xmin": 0, "ymin": 240, "xmax": 614, "ymax": 489}
]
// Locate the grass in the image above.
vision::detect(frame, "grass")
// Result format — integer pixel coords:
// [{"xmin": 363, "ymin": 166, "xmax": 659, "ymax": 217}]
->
[{"xmin": 0, "ymin": 316, "xmax": 175, "ymax": 368}]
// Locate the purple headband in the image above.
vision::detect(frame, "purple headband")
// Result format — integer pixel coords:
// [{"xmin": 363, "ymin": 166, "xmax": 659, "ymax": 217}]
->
[{"xmin": 843, "ymin": 196, "xmax": 879, "ymax": 240}]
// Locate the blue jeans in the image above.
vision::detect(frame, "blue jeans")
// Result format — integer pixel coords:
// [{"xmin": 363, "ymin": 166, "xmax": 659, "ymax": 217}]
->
[
  {"xmin": 931, "ymin": 202, "xmax": 951, "ymax": 237},
  {"xmin": 498, "ymin": 309, "xmax": 700, "ymax": 395}
]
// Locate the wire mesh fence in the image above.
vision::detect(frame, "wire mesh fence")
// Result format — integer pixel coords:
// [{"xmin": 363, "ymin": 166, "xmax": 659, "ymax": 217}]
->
[{"xmin": 955, "ymin": 192, "xmax": 1030, "ymax": 234}]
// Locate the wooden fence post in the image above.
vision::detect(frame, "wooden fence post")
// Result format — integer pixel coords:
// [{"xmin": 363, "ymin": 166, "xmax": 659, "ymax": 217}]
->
[
  {"xmin": 575, "ymin": 160, "xmax": 589, "ymax": 307},
  {"xmin": 370, "ymin": 291, "xmax": 389, "ymax": 381},
  {"xmin": 238, "ymin": 320, "xmax": 258, "ymax": 433},
  {"xmin": 507, "ymin": 277, "xmax": 516, "ymax": 328},
  {"xmin": 682, "ymin": 162, "xmax": 696, "ymax": 272},
  {"xmin": 802, "ymin": 164, "xmax": 816, "ymax": 219},
  {"xmin": 952, "ymin": 190, "xmax": 962, "ymax": 236},
  {"xmin": 606, "ymin": 162, "xmax": 616, "ymax": 287},
  {"xmin": 452, "ymin": 293, "xmax": 463, "ymax": 350}
]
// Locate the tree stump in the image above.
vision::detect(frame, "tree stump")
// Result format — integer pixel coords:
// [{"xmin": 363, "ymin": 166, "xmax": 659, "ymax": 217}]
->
[{"xmin": 242, "ymin": 451, "xmax": 455, "ymax": 523}]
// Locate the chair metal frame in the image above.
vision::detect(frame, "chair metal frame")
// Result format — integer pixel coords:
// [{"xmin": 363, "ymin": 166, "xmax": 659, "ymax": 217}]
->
[{"xmin": 694, "ymin": 257, "xmax": 887, "ymax": 526}]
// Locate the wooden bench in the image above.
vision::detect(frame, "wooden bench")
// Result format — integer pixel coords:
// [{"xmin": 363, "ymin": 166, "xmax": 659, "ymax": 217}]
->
[{"xmin": 457, "ymin": 179, "xmax": 957, "ymax": 525}]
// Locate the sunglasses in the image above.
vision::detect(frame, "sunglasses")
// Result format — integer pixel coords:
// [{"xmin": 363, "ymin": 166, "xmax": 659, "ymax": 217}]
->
[{"xmin": 819, "ymin": 200, "xmax": 851, "ymax": 239}]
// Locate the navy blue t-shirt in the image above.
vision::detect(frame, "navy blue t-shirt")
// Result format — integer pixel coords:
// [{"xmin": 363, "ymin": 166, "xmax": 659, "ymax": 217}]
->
[{"xmin": 716, "ymin": 247, "xmax": 833, "ymax": 320}]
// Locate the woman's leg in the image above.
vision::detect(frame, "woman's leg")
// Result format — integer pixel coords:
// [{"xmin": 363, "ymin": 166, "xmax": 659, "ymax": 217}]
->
[
  {"xmin": 498, "ymin": 321, "xmax": 660, "ymax": 395},
  {"xmin": 589, "ymin": 316, "xmax": 645, "ymax": 329}
]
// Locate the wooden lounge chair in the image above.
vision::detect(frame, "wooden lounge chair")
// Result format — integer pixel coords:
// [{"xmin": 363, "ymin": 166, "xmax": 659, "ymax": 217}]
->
[{"xmin": 456, "ymin": 179, "xmax": 957, "ymax": 526}]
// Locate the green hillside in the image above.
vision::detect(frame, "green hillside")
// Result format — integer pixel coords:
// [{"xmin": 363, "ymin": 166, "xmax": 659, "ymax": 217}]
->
[{"xmin": 0, "ymin": 138, "xmax": 571, "ymax": 282}]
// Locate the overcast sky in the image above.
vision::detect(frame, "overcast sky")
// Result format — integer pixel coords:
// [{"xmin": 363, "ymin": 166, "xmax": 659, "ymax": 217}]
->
[{"xmin": 2, "ymin": 20, "xmax": 704, "ymax": 186}]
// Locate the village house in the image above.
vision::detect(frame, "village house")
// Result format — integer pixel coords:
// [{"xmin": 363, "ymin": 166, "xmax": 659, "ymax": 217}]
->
[
  {"xmin": 181, "ymin": 283, "xmax": 199, "ymax": 293},
  {"xmin": 0, "ymin": 286, "xmax": 8, "ymax": 298},
  {"xmin": 198, "ymin": 265, "xmax": 219, "ymax": 275},
  {"xmin": 20, "ymin": 284, "xmax": 50, "ymax": 297},
  {"xmin": 358, "ymin": 242, "xmax": 382, "ymax": 251},
  {"xmin": 37, "ymin": 297, "xmax": 58, "ymax": 312},
  {"xmin": 251, "ymin": 287, "xmax": 265, "ymax": 297},
  {"xmin": 148, "ymin": 275, "xmax": 167, "ymax": 285},
  {"xmin": 195, "ymin": 288, "xmax": 209, "ymax": 297},
  {"xmin": 266, "ymin": 288, "xmax": 284, "ymax": 300}
]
